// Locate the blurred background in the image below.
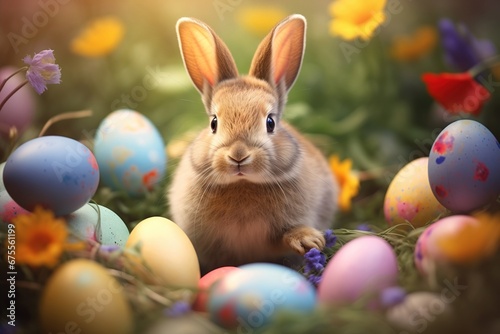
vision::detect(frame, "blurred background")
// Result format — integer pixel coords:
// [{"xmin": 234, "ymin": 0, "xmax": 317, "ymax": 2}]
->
[{"xmin": 1, "ymin": 0, "xmax": 499, "ymax": 223}]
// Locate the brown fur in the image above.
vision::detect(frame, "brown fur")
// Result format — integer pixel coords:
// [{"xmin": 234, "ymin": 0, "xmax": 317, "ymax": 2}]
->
[{"xmin": 169, "ymin": 15, "xmax": 338, "ymax": 272}]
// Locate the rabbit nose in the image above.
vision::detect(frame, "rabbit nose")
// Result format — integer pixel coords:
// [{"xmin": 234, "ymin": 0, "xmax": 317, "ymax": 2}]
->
[
  {"xmin": 227, "ymin": 143, "xmax": 250, "ymax": 164},
  {"xmin": 228, "ymin": 154, "xmax": 249, "ymax": 164}
]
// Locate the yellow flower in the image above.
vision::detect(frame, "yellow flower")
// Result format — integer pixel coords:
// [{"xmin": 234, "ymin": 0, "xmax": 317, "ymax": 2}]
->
[
  {"xmin": 437, "ymin": 213, "xmax": 500, "ymax": 264},
  {"xmin": 13, "ymin": 207, "xmax": 84, "ymax": 267},
  {"xmin": 330, "ymin": 155, "xmax": 360, "ymax": 212},
  {"xmin": 70, "ymin": 16, "xmax": 125, "ymax": 57},
  {"xmin": 237, "ymin": 5, "xmax": 287, "ymax": 36},
  {"xmin": 329, "ymin": 0, "xmax": 387, "ymax": 41},
  {"xmin": 390, "ymin": 26, "xmax": 438, "ymax": 62}
]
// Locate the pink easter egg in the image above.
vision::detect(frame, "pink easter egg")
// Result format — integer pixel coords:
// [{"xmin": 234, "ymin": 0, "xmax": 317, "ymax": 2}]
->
[
  {"xmin": 0, "ymin": 66, "xmax": 36, "ymax": 138},
  {"xmin": 318, "ymin": 236, "xmax": 399, "ymax": 306}
]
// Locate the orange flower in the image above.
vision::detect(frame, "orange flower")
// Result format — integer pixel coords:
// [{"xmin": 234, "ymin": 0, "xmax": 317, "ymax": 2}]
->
[
  {"xmin": 237, "ymin": 5, "xmax": 287, "ymax": 36},
  {"xmin": 390, "ymin": 26, "xmax": 438, "ymax": 62},
  {"xmin": 13, "ymin": 207, "xmax": 84, "ymax": 267},
  {"xmin": 70, "ymin": 16, "xmax": 125, "ymax": 57},
  {"xmin": 330, "ymin": 155, "xmax": 360, "ymax": 212},
  {"xmin": 437, "ymin": 212, "xmax": 500, "ymax": 263},
  {"xmin": 329, "ymin": 0, "xmax": 387, "ymax": 41}
]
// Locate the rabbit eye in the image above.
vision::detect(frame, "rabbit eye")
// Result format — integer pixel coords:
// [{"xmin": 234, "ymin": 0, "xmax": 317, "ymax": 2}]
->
[
  {"xmin": 266, "ymin": 115, "xmax": 275, "ymax": 133},
  {"xmin": 210, "ymin": 116, "xmax": 217, "ymax": 133}
]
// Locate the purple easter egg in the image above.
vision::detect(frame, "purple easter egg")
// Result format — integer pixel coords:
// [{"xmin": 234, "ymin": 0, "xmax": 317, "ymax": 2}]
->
[
  {"xmin": 3, "ymin": 136, "xmax": 100, "ymax": 216},
  {"xmin": 428, "ymin": 120, "xmax": 500, "ymax": 213}
]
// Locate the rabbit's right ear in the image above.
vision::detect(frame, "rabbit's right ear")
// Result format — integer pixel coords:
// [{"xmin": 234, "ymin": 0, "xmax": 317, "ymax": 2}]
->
[{"xmin": 176, "ymin": 18, "xmax": 238, "ymax": 102}]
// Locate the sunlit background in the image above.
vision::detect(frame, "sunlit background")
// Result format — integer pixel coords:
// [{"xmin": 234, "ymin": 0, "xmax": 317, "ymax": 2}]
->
[{"xmin": 1, "ymin": 1, "xmax": 500, "ymax": 333}]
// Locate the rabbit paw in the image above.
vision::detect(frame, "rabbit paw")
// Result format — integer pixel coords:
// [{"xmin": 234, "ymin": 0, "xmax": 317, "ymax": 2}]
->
[{"xmin": 283, "ymin": 226, "xmax": 325, "ymax": 255}]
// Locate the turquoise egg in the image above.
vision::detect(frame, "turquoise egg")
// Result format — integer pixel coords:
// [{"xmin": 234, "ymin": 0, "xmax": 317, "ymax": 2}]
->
[
  {"xmin": 208, "ymin": 263, "xmax": 316, "ymax": 332},
  {"xmin": 94, "ymin": 109, "xmax": 167, "ymax": 196},
  {"xmin": 66, "ymin": 203, "xmax": 129, "ymax": 247}
]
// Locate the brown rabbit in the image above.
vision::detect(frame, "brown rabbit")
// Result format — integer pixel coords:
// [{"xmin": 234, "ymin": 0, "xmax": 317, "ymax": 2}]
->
[{"xmin": 168, "ymin": 14, "xmax": 338, "ymax": 272}]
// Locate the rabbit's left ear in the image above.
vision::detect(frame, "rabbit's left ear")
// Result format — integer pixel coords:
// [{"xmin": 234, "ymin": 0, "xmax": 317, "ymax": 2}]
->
[
  {"xmin": 176, "ymin": 17, "xmax": 238, "ymax": 98},
  {"xmin": 249, "ymin": 14, "xmax": 306, "ymax": 94}
]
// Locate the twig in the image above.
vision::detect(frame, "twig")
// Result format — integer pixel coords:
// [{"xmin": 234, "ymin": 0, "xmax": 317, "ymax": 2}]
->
[{"xmin": 38, "ymin": 110, "xmax": 93, "ymax": 137}]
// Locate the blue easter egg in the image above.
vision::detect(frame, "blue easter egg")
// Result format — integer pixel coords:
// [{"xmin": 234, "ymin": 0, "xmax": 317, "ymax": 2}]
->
[
  {"xmin": 428, "ymin": 120, "xmax": 500, "ymax": 213},
  {"xmin": 66, "ymin": 203, "xmax": 129, "ymax": 246},
  {"xmin": 208, "ymin": 263, "xmax": 316, "ymax": 332},
  {"xmin": 94, "ymin": 109, "xmax": 166, "ymax": 196},
  {"xmin": 3, "ymin": 136, "xmax": 99, "ymax": 216}
]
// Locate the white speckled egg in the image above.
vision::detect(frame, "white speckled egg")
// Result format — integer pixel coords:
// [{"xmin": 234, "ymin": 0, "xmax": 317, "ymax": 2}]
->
[
  {"xmin": 94, "ymin": 109, "xmax": 167, "ymax": 196},
  {"xmin": 66, "ymin": 203, "xmax": 129, "ymax": 246}
]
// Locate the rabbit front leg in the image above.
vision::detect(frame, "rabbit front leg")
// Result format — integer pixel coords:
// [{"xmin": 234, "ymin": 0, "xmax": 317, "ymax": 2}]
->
[{"xmin": 283, "ymin": 225, "xmax": 326, "ymax": 254}]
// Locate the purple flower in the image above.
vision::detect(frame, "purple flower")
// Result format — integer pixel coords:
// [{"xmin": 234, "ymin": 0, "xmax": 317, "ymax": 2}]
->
[
  {"xmin": 438, "ymin": 19, "xmax": 496, "ymax": 72},
  {"xmin": 380, "ymin": 286, "xmax": 407, "ymax": 308},
  {"xmin": 307, "ymin": 274, "xmax": 322, "ymax": 286},
  {"xmin": 356, "ymin": 223, "xmax": 372, "ymax": 232},
  {"xmin": 324, "ymin": 229, "xmax": 337, "ymax": 248},
  {"xmin": 164, "ymin": 301, "xmax": 191, "ymax": 317},
  {"xmin": 304, "ymin": 248, "xmax": 326, "ymax": 274},
  {"xmin": 23, "ymin": 49, "xmax": 61, "ymax": 94}
]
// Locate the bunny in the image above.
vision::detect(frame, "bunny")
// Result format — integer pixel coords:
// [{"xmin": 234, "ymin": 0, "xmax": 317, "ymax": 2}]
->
[{"xmin": 168, "ymin": 14, "xmax": 338, "ymax": 273}]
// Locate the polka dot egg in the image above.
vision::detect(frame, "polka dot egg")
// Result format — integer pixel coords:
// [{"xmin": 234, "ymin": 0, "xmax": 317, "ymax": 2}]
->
[{"xmin": 428, "ymin": 120, "xmax": 500, "ymax": 213}]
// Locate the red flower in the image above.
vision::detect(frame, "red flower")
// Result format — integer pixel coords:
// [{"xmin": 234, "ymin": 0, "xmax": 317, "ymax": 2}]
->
[{"xmin": 422, "ymin": 72, "xmax": 491, "ymax": 115}]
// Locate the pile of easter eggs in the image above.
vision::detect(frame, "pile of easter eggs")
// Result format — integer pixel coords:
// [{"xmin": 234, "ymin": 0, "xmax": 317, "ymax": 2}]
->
[
  {"xmin": 384, "ymin": 120, "xmax": 500, "ymax": 228},
  {"xmin": 384, "ymin": 119, "xmax": 500, "ymax": 278}
]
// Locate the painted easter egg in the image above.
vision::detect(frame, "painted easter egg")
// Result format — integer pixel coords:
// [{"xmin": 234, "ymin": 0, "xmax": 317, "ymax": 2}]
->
[
  {"xmin": 94, "ymin": 109, "xmax": 166, "ymax": 196},
  {"xmin": 0, "ymin": 66, "xmax": 36, "ymax": 138},
  {"xmin": 384, "ymin": 157, "xmax": 447, "ymax": 228},
  {"xmin": 66, "ymin": 203, "xmax": 129, "ymax": 246},
  {"xmin": 318, "ymin": 236, "xmax": 398, "ymax": 307},
  {"xmin": 414, "ymin": 215, "xmax": 480, "ymax": 276},
  {"xmin": 193, "ymin": 266, "xmax": 240, "ymax": 312},
  {"xmin": 125, "ymin": 217, "xmax": 200, "ymax": 289},
  {"xmin": 428, "ymin": 120, "xmax": 500, "ymax": 213},
  {"xmin": 0, "ymin": 190, "xmax": 29, "ymax": 223},
  {"xmin": 39, "ymin": 259, "xmax": 132, "ymax": 334},
  {"xmin": 3, "ymin": 136, "xmax": 99, "ymax": 216},
  {"xmin": 208, "ymin": 263, "xmax": 316, "ymax": 331}
]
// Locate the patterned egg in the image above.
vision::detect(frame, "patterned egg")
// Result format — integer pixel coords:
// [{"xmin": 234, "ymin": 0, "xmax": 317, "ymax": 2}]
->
[
  {"xmin": 94, "ymin": 109, "xmax": 166, "ymax": 196},
  {"xmin": 0, "ymin": 190, "xmax": 29, "ymax": 223},
  {"xmin": 193, "ymin": 266, "xmax": 240, "ymax": 312},
  {"xmin": 66, "ymin": 203, "xmax": 129, "ymax": 246},
  {"xmin": 318, "ymin": 236, "xmax": 398, "ymax": 307},
  {"xmin": 428, "ymin": 120, "xmax": 500, "ymax": 213},
  {"xmin": 384, "ymin": 157, "xmax": 447, "ymax": 228},
  {"xmin": 414, "ymin": 215, "xmax": 479, "ymax": 277},
  {"xmin": 3, "ymin": 136, "xmax": 99, "ymax": 216},
  {"xmin": 208, "ymin": 263, "xmax": 316, "ymax": 331},
  {"xmin": 39, "ymin": 259, "xmax": 132, "ymax": 334}
]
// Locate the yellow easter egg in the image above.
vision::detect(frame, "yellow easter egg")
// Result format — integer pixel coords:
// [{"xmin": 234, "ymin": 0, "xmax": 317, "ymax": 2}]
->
[
  {"xmin": 384, "ymin": 157, "xmax": 447, "ymax": 228},
  {"xmin": 125, "ymin": 216, "xmax": 200, "ymax": 289},
  {"xmin": 39, "ymin": 259, "xmax": 132, "ymax": 334}
]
